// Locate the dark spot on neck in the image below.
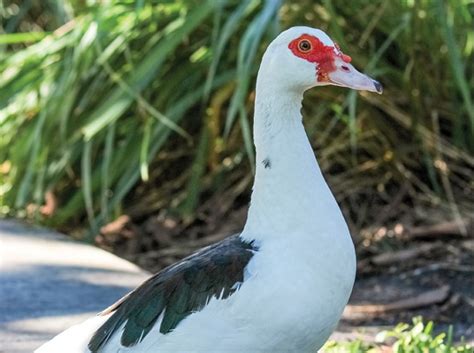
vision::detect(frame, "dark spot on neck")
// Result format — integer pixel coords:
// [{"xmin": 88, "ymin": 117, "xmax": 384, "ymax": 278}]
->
[{"xmin": 262, "ymin": 158, "xmax": 271, "ymax": 169}]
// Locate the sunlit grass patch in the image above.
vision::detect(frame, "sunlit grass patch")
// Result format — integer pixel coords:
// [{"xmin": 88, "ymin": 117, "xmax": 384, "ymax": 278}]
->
[{"xmin": 324, "ymin": 318, "xmax": 473, "ymax": 353}]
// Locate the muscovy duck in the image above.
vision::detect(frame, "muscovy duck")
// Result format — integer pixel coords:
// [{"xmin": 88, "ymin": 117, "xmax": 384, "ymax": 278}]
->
[{"xmin": 36, "ymin": 26, "xmax": 382, "ymax": 353}]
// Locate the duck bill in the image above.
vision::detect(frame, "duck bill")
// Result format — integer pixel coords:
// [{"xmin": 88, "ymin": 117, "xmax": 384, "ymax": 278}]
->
[{"xmin": 327, "ymin": 63, "xmax": 383, "ymax": 94}]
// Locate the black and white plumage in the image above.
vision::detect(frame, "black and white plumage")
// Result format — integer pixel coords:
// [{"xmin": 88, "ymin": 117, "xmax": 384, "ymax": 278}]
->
[
  {"xmin": 36, "ymin": 26, "xmax": 382, "ymax": 353},
  {"xmin": 88, "ymin": 235, "xmax": 257, "ymax": 351}
]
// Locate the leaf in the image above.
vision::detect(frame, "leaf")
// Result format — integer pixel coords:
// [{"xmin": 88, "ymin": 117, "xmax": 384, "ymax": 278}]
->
[
  {"xmin": 0, "ymin": 32, "xmax": 49, "ymax": 44},
  {"xmin": 81, "ymin": 139, "xmax": 96, "ymax": 238},
  {"xmin": 140, "ymin": 117, "xmax": 152, "ymax": 182}
]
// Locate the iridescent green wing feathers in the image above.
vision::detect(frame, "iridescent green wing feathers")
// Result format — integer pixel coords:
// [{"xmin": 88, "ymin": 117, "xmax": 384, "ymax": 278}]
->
[{"xmin": 88, "ymin": 235, "xmax": 256, "ymax": 352}]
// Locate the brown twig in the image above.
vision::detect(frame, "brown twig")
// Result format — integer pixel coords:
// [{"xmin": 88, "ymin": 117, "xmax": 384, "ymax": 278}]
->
[
  {"xmin": 406, "ymin": 218, "xmax": 473, "ymax": 239},
  {"xmin": 344, "ymin": 285, "xmax": 450, "ymax": 317},
  {"xmin": 368, "ymin": 243, "xmax": 440, "ymax": 266}
]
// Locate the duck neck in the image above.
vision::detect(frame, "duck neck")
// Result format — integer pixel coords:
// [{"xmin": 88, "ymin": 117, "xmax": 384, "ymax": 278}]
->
[{"xmin": 241, "ymin": 82, "xmax": 339, "ymax": 242}]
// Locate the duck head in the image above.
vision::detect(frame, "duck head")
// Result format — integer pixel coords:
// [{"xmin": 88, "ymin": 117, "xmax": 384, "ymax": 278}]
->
[{"xmin": 259, "ymin": 26, "xmax": 382, "ymax": 94}]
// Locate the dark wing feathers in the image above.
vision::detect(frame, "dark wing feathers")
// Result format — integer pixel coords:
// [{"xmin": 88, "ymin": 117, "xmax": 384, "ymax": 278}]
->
[
  {"xmin": 88, "ymin": 235, "xmax": 256, "ymax": 352},
  {"xmin": 135, "ymin": 294, "xmax": 165, "ymax": 327},
  {"xmin": 121, "ymin": 318, "xmax": 145, "ymax": 347}
]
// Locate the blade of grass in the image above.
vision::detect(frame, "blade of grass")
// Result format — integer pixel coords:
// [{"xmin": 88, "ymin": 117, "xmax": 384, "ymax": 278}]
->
[
  {"xmin": 348, "ymin": 90, "xmax": 358, "ymax": 157},
  {"xmin": 140, "ymin": 117, "xmax": 152, "ymax": 182},
  {"xmin": 100, "ymin": 122, "xmax": 116, "ymax": 223},
  {"xmin": 14, "ymin": 98, "xmax": 47, "ymax": 207},
  {"xmin": 81, "ymin": 139, "xmax": 96, "ymax": 237},
  {"xmin": 0, "ymin": 32, "xmax": 50, "ymax": 45},
  {"xmin": 435, "ymin": 0, "xmax": 474, "ymax": 139},
  {"xmin": 239, "ymin": 106, "xmax": 255, "ymax": 173},
  {"xmin": 180, "ymin": 126, "xmax": 209, "ymax": 218}
]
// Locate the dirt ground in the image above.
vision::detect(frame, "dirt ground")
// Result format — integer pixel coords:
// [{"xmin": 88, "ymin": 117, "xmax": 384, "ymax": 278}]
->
[{"xmin": 96, "ymin": 205, "xmax": 474, "ymax": 342}]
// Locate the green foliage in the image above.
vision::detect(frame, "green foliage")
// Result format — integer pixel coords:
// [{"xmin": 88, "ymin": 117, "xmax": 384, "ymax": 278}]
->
[
  {"xmin": 376, "ymin": 317, "xmax": 472, "ymax": 353},
  {"xmin": 324, "ymin": 339, "xmax": 374, "ymax": 353},
  {"xmin": 323, "ymin": 318, "xmax": 473, "ymax": 353},
  {"xmin": 0, "ymin": 0, "xmax": 473, "ymax": 233}
]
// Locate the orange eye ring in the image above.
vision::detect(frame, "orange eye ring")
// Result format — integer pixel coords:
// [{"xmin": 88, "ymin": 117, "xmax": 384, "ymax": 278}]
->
[{"xmin": 298, "ymin": 39, "xmax": 312, "ymax": 53}]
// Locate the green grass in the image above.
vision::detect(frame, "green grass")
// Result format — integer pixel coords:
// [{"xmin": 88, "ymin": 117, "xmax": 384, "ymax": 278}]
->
[
  {"xmin": 0, "ymin": 0, "xmax": 473, "ymax": 234},
  {"xmin": 323, "ymin": 318, "xmax": 473, "ymax": 353}
]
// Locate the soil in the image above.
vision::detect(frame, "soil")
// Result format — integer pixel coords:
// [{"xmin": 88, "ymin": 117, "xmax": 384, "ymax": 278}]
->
[{"xmin": 96, "ymin": 204, "xmax": 474, "ymax": 342}]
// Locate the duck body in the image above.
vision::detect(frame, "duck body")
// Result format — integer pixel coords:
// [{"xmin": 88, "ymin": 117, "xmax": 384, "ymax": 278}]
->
[
  {"xmin": 37, "ymin": 226, "xmax": 354, "ymax": 353},
  {"xmin": 101, "ymin": 235, "xmax": 353, "ymax": 353},
  {"xmin": 36, "ymin": 25, "xmax": 384, "ymax": 353}
]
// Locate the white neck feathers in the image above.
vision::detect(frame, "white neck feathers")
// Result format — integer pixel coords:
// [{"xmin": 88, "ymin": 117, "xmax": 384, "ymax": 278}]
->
[{"xmin": 241, "ymin": 70, "xmax": 344, "ymax": 243}]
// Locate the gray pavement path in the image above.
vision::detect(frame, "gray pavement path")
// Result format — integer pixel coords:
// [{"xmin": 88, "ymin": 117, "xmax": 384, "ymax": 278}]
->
[{"xmin": 0, "ymin": 220, "xmax": 149, "ymax": 353}]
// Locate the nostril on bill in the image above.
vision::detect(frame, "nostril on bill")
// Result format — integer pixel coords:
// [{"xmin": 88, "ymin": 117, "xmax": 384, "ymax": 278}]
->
[{"xmin": 373, "ymin": 80, "xmax": 383, "ymax": 94}]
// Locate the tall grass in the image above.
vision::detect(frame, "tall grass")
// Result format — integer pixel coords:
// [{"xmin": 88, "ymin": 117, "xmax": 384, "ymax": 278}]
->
[{"xmin": 0, "ymin": 0, "xmax": 473, "ymax": 235}]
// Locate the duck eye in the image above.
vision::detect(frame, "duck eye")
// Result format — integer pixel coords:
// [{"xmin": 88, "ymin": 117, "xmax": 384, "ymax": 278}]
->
[{"xmin": 298, "ymin": 39, "xmax": 312, "ymax": 52}]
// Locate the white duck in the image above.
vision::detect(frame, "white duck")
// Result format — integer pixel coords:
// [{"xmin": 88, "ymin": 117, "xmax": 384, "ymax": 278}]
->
[{"xmin": 36, "ymin": 26, "xmax": 382, "ymax": 353}]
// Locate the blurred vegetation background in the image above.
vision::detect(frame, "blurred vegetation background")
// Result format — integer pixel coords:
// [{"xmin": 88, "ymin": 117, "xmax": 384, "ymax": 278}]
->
[
  {"xmin": 2, "ymin": 0, "xmax": 473, "ymax": 345},
  {"xmin": 0, "ymin": 0, "xmax": 473, "ymax": 241}
]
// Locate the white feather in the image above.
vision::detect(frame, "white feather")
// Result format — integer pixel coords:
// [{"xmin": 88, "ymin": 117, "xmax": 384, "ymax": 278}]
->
[{"xmin": 35, "ymin": 315, "xmax": 110, "ymax": 353}]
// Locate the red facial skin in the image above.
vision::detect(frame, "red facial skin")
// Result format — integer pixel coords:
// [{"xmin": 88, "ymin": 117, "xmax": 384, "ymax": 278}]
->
[{"xmin": 288, "ymin": 34, "xmax": 352, "ymax": 82}]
